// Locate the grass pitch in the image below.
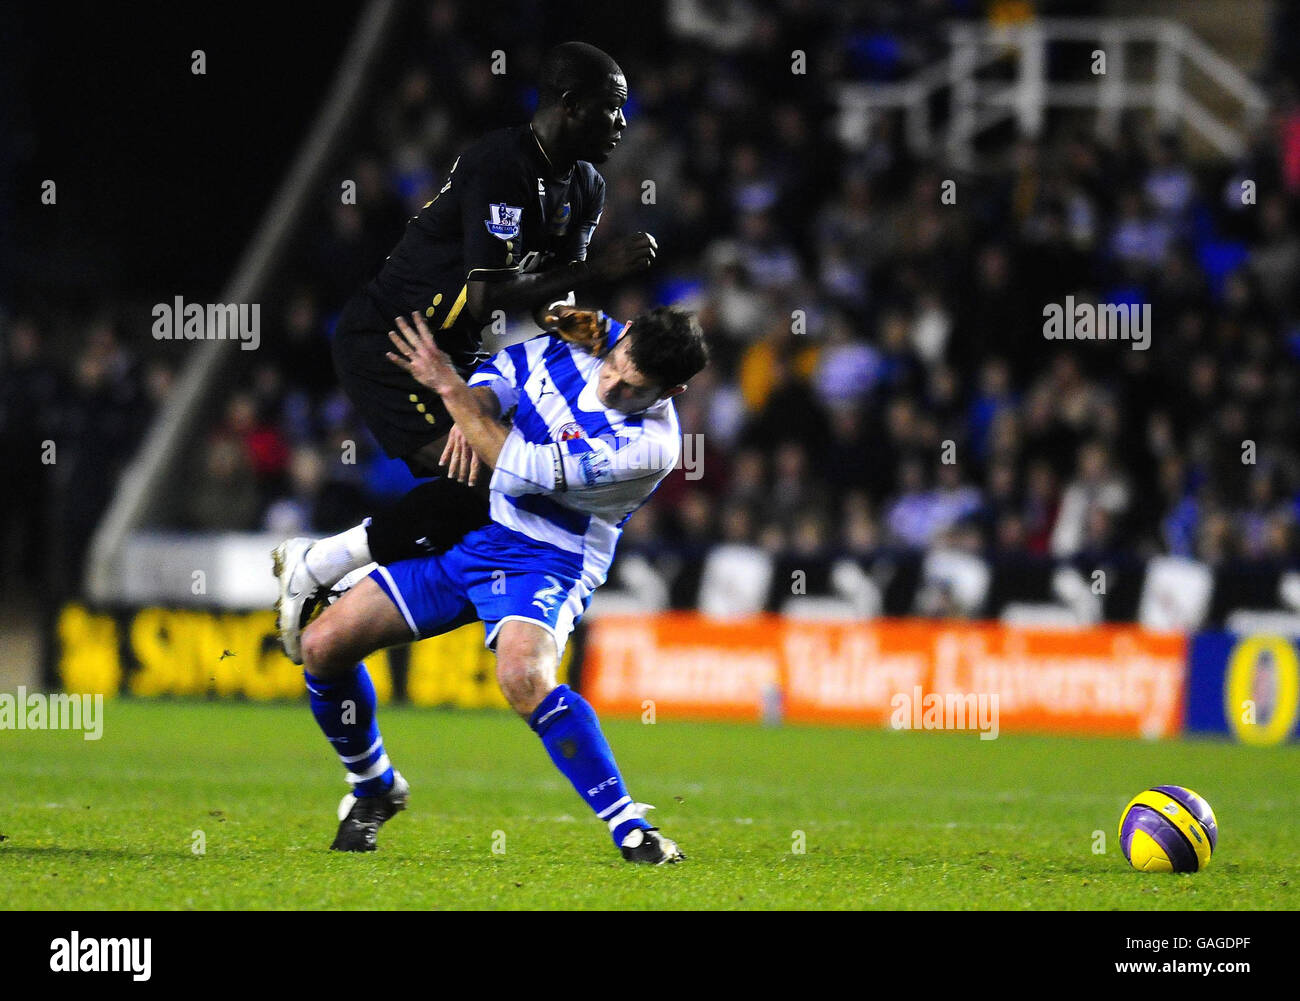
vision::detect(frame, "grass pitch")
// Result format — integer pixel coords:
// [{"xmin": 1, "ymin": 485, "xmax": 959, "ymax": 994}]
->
[{"xmin": 2, "ymin": 699, "xmax": 1296, "ymax": 909}]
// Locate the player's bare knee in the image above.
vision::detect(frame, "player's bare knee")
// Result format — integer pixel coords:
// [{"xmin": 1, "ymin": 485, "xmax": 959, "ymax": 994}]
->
[
  {"xmin": 496, "ymin": 655, "xmax": 542, "ymax": 712},
  {"xmin": 302, "ymin": 618, "xmax": 351, "ymax": 679},
  {"xmin": 300, "ymin": 619, "xmax": 331, "ymax": 676},
  {"xmin": 495, "ymin": 632, "xmax": 556, "ymax": 714}
]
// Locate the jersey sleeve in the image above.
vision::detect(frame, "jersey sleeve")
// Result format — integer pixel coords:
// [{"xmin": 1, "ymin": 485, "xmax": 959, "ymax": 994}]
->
[
  {"xmin": 490, "ymin": 424, "xmax": 679, "ymax": 498},
  {"xmin": 556, "ymin": 172, "xmax": 605, "ymax": 264},
  {"xmin": 460, "ymin": 152, "xmax": 532, "ymax": 284},
  {"xmin": 467, "ymin": 349, "xmax": 522, "ymax": 415}
]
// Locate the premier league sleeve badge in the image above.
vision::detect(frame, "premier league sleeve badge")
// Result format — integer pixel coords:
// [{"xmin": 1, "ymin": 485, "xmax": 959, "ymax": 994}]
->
[{"xmin": 485, "ymin": 203, "xmax": 524, "ymax": 240}]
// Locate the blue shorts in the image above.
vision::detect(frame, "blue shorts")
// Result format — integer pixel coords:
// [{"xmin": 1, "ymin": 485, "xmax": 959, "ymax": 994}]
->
[{"xmin": 369, "ymin": 522, "xmax": 594, "ymax": 657}]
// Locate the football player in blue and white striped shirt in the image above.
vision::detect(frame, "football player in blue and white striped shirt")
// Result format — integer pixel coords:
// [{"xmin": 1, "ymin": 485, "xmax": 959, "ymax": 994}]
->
[{"xmin": 299, "ymin": 305, "xmax": 707, "ymax": 862}]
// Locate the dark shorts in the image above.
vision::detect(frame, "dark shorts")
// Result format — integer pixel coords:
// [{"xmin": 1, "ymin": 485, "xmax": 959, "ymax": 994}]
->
[{"xmin": 332, "ymin": 292, "xmax": 464, "ymax": 462}]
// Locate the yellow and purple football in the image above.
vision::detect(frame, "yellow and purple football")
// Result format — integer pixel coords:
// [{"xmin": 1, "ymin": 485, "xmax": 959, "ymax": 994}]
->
[{"xmin": 1119, "ymin": 786, "xmax": 1218, "ymax": 872}]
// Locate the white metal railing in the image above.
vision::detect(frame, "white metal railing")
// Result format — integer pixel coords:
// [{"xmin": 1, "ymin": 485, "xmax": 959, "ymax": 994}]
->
[{"xmin": 837, "ymin": 18, "xmax": 1270, "ymax": 169}]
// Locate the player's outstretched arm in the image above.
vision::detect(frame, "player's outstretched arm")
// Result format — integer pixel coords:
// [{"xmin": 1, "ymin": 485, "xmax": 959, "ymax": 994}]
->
[
  {"xmin": 387, "ymin": 312, "xmax": 506, "ymax": 469},
  {"xmin": 465, "ymin": 231, "xmax": 657, "ymax": 322},
  {"xmin": 492, "ymin": 426, "xmax": 678, "ymax": 499}
]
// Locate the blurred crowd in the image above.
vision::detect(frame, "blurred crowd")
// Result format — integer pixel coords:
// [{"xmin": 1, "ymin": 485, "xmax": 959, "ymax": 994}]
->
[{"xmin": 6, "ymin": 0, "xmax": 1300, "ymax": 604}]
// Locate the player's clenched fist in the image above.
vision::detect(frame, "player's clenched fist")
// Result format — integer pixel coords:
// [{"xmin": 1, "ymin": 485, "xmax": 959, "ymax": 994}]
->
[
  {"xmin": 588, "ymin": 231, "xmax": 657, "ymax": 281},
  {"xmin": 386, "ymin": 312, "xmax": 464, "ymax": 397},
  {"xmin": 543, "ymin": 305, "xmax": 610, "ymax": 355}
]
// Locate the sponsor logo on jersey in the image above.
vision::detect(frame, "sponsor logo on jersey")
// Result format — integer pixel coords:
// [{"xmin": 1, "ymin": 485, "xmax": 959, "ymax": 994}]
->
[{"xmin": 484, "ymin": 203, "xmax": 523, "ymax": 241}]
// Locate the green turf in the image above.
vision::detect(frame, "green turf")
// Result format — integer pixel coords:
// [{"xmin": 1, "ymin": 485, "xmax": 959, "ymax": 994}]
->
[{"xmin": 1, "ymin": 699, "xmax": 1296, "ymax": 909}]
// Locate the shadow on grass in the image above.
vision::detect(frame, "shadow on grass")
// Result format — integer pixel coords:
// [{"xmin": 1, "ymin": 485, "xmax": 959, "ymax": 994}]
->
[{"xmin": 0, "ymin": 844, "xmax": 191, "ymax": 861}]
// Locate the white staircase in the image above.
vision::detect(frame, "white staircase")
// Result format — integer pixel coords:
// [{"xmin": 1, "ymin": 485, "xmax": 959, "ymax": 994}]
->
[{"xmin": 837, "ymin": 18, "xmax": 1270, "ymax": 168}]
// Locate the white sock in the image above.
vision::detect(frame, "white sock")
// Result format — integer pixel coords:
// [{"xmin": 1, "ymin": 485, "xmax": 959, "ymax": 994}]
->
[{"xmin": 301, "ymin": 519, "xmax": 372, "ymax": 589}]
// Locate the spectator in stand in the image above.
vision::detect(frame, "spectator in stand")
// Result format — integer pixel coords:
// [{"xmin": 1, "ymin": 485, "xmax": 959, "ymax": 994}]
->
[{"xmin": 1051, "ymin": 441, "xmax": 1131, "ymax": 558}]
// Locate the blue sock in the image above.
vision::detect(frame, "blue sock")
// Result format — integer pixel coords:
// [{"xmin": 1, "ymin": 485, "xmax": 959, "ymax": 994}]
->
[
  {"xmin": 528, "ymin": 684, "xmax": 651, "ymax": 847},
  {"xmin": 304, "ymin": 664, "xmax": 394, "ymax": 797}
]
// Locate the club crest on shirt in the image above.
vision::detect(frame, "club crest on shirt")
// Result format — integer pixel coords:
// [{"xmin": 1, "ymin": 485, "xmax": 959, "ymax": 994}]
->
[
  {"xmin": 556, "ymin": 421, "xmax": 586, "ymax": 441},
  {"xmin": 547, "ymin": 201, "xmax": 572, "ymax": 235},
  {"xmin": 484, "ymin": 203, "xmax": 523, "ymax": 241}
]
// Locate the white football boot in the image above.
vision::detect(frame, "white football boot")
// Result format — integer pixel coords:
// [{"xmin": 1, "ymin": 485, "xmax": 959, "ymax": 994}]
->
[{"xmin": 271, "ymin": 537, "xmax": 324, "ymax": 665}]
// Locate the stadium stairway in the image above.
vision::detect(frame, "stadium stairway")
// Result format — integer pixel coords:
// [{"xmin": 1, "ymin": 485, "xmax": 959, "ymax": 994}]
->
[
  {"xmin": 1104, "ymin": 0, "xmax": 1269, "ymax": 72},
  {"xmin": 1103, "ymin": 0, "xmax": 1271, "ymax": 159}
]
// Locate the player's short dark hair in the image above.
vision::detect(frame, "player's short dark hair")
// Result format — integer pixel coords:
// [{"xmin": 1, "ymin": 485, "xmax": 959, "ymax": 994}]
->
[
  {"xmin": 624, "ymin": 306, "xmax": 709, "ymax": 389},
  {"xmin": 538, "ymin": 42, "xmax": 623, "ymax": 108}
]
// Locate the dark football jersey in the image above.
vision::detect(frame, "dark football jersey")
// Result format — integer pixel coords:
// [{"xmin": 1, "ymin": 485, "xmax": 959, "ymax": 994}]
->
[{"xmin": 364, "ymin": 124, "xmax": 605, "ymax": 372}]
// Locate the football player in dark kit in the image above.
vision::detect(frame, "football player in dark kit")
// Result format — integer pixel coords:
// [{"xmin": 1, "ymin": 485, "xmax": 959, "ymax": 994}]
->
[{"xmin": 273, "ymin": 41, "xmax": 657, "ymax": 662}]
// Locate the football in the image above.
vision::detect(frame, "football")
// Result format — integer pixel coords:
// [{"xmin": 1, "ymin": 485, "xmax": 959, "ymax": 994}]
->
[{"xmin": 1119, "ymin": 786, "xmax": 1219, "ymax": 873}]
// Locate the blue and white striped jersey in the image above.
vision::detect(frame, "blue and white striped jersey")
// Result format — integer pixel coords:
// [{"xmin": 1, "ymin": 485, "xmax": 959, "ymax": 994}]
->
[{"xmin": 467, "ymin": 320, "xmax": 681, "ymax": 587}]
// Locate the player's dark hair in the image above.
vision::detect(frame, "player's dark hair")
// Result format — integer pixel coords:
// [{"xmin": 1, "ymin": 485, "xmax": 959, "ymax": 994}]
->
[
  {"xmin": 538, "ymin": 42, "xmax": 622, "ymax": 108},
  {"xmin": 624, "ymin": 306, "xmax": 709, "ymax": 389}
]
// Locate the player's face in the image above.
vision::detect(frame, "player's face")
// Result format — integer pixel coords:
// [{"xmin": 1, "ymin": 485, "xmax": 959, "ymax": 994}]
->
[
  {"xmin": 573, "ymin": 74, "xmax": 628, "ymax": 163},
  {"xmin": 596, "ymin": 332, "xmax": 663, "ymax": 413}
]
